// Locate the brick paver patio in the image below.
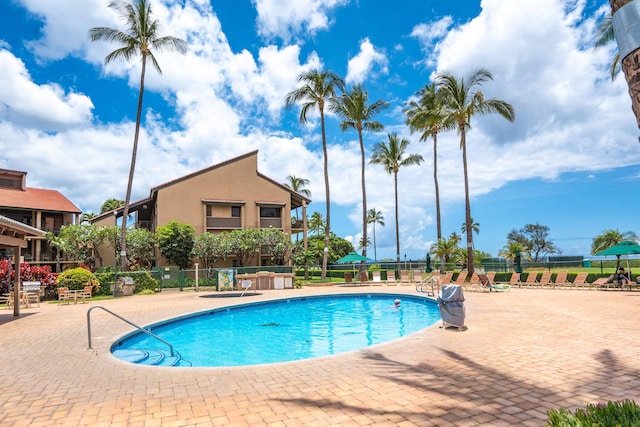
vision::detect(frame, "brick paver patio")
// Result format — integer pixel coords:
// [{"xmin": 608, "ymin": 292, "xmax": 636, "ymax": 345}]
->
[{"xmin": 0, "ymin": 286, "xmax": 639, "ymax": 426}]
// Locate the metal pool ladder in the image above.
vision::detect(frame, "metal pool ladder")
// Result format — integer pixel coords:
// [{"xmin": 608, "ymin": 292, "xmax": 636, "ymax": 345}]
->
[
  {"xmin": 416, "ymin": 276, "xmax": 440, "ymax": 297},
  {"xmin": 87, "ymin": 305, "xmax": 174, "ymax": 356}
]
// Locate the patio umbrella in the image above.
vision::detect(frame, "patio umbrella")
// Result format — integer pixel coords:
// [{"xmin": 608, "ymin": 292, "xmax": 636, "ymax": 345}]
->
[
  {"xmin": 515, "ymin": 251, "xmax": 523, "ymax": 273},
  {"xmin": 595, "ymin": 240, "xmax": 640, "ymax": 273},
  {"xmin": 336, "ymin": 252, "xmax": 372, "ymax": 263},
  {"xmin": 425, "ymin": 253, "xmax": 432, "ymax": 272},
  {"xmin": 336, "ymin": 252, "xmax": 372, "ymax": 277}
]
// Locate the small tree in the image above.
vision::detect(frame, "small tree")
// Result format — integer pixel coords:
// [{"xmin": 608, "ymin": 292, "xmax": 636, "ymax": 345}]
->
[
  {"xmin": 127, "ymin": 227, "xmax": 157, "ymax": 269},
  {"xmin": 507, "ymin": 223, "xmax": 558, "ymax": 262},
  {"xmin": 192, "ymin": 232, "xmax": 226, "ymax": 270},
  {"xmin": 157, "ymin": 221, "xmax": 195, "ymax": 269},
  {"xmin": 261, "ymin": 228, "xmax": 293, "ymax": 265},
  {"xmin": 225, "ymin": 229, "xmax": 263, "ymax": 267}
]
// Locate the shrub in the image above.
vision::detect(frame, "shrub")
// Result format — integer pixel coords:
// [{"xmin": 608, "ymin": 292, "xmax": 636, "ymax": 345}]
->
[
  {"xmin": 546, "ymin": 400, "xmax": 640, "ymax": 426},
  {"xmin": 56, "ymin": 267, "xmax": 99, "ymax": 291},
  {"xmin": 130, "ymin": 271, "xmax": 159, "ymax": 293}
]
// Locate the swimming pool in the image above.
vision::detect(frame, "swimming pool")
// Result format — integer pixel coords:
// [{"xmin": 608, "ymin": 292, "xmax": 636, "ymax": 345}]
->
[{"xmin": 112, "ymin": 293, "xmax": 440, "ymax": 367}]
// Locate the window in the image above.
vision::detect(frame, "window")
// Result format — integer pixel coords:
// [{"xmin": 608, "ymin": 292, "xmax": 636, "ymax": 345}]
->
[
  {"xmin": 206, "ymin": 205, "xmax": 212, "ymax": 217},
  {"xmin": 231, "ymin": 206, "xmax": 241, "ymax": 217},
  {"xmin": 260, "ymin": 207, "xmax": 281, "ymax": 218}
]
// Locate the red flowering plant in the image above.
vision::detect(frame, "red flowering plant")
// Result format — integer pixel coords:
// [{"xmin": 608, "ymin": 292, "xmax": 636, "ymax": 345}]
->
[
  {"xmin": 0, "ymin": 259, "xmax": 14, "ymax": 294},
  {"xmin": 0, "ymin": 260, "xmax": 58, "ymax": 297},
  {"xmin": 21, "ymin": 263, "xmax": 58, "ymax": 298}
]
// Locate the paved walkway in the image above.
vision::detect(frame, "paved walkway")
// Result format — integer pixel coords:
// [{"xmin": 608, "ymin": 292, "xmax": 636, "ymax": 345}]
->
[{"xmin": 1, "ymin": 286, "xmax": 639, "ymax": 426}]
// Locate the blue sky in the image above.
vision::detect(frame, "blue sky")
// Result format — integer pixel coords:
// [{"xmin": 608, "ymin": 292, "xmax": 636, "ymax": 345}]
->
[{"xmin": 1, "ymin": 0, "xmax": 638, "ymax": 261}]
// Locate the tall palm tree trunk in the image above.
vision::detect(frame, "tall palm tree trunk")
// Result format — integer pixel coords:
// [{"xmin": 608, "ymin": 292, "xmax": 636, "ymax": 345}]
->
[
  {"xmin": 611, "ymin": 0, "xmax": 640, "ymax": 128},
  {"xmin": 460, "ymin": 129, "xmax": 474, "ymax": 274},
  {"xmin": 394, "ymin": 171, "xmax": 400, "ymax": 273},
  {"xmin": 320, "ymin": 109, "xmax": 330, "ymax": 280},
  {"xmin": 372, "ymin": 222, "xmax": 377, "ymax": 262},
  {"xmin": 120, "ymin": 56, "xmax": 147, "ymax": 270},
  {"xmin": 433, "ymin": 131, "xmax": 444, "ymax": 272},
  {"xmin": 359, "ymin": 131, "xmax": 367, "ymax": 274}
]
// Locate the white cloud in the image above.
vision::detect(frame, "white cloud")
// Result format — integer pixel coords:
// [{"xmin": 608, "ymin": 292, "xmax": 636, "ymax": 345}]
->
[
  {"xmin": 345, "ymin": 38, "xmax": 388, "ymax": 85},
  {"xmin": 410, "ymin": 16, "xmax": 453, "ymax": 49},
  {"xmin": 0, "ymin": 49, "xmax": 93, "ymax": 130},
  {"xmin": 425, "ymin": 0, "xmax": 638, "ymax": 187},
  {"xmin": 253, "ymin": 0, "xmax": 349, "ymax": 41}
]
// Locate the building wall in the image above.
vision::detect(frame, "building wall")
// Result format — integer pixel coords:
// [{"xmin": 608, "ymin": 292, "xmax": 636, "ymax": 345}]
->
[{"xmin": 155, "ymin": 153, "xmax": 293, "ymax": 236}]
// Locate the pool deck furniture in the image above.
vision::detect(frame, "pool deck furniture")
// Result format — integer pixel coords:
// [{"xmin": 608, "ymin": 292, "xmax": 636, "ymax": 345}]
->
[
  {"xmin": 553, "ymin": 271, "xmax": 569, "ymax": 289},
  {"xmin": 385, "ymin": 270, "xmax": 397, "ymax": 285},
  {"xmin": 439, "ymin": 271, "xmax": 454, "ymax": 285},
  {"xmin": 453, "ymin": 271, "xmax": 467, "ymax": 287},
  {"xmin": 399, "ymin": 270, "xmax": 411, "ymax": 284},
  {"xmin": 537, "ymin": 271, "xmax": 553, "ymax": 289},
  {"xmin": 571, "ymin": 272, "xmax": 590, "ymax": 289},
  {"xmin": 2, "ymin": 287, "xmax": 640, "ymax": 426},
  {"xmin": 524, "ymin": 272, "xmax": 538, "ymax": 288}
]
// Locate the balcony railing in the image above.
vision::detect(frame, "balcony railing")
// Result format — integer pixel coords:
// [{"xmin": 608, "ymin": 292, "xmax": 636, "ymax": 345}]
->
[
  {"xmin": 207, "ymin": 217, "xmax": 242, "ymax": 229},
  {"xmin": 260, "ymin": 218, "xmax": 282, "ymax": 229}
]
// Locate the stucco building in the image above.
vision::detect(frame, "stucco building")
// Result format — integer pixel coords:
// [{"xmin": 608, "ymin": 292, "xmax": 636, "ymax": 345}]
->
[
  {"xmin": 0, "ymin": 168, "xmax": 81, "ymax": 265},
  {"xmin": 92, "ymin": 150, "xmax": 310, "ymax": 268}
]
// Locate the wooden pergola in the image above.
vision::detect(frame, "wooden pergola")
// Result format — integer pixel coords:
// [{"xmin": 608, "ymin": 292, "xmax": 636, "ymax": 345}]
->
[{"xmin": 0, "ymin": 215, "xmax": 46, "ymax": 317}]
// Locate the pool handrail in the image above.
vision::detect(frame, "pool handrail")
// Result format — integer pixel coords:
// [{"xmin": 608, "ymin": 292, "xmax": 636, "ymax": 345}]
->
[{"xmin": 87, "ymin": 305, "xmax": 174, "ymax": 357}]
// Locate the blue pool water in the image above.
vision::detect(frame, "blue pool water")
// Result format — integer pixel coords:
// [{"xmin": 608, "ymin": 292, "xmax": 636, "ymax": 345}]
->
[{"xmin": 112, "ymin": 293, "xmax": 440, "ymax": 367}]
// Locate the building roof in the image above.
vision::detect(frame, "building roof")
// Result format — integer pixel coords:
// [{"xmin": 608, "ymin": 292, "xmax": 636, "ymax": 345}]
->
[
  {"xmin": 91, "ymin": 150, "xmax": 311, "ymax": 222},
  {"xmin": 0, "ymin": 214, "xmax": 46, "ymax": 242},
  {"xmin": 0, "ymin": 187, "xmax": 81, "ymax": 214}
]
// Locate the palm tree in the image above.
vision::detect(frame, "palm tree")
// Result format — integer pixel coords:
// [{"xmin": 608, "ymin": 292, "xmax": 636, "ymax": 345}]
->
[
  {"xmin": 308, "ymin": 212, "xmax": 326, "ymax": 237},
  {"xmin": 591, "ymin": 229, "xmax": 639, "ymax": 268},
  {"xmin": 498, "ymin": 241, "xmax": 530, "ymax": 271},
  {"xmin": 284, "ymin": 175, "xmax": 311, "ymax": 224},
  {"xmin": 610, "ymin": 0, "xmax": 640, "ymax": 127},
  {"xmin": 358, "ymin": 236, "xmax": 372, "ymax": 251},
  {"xmin": 90, "ymin": 0, "xmax": 187, "ymax": 270},
  {"xmin": 367, "ymin": 208, "xmax": 385, "ymax": 262},
  {"xmin": 404, "ymin": 83, "xmax": 454, "ymax": 248},
  {"xmin": 430, "ymin": 234, "xmax": 464, "ymax": 270},
  {"xmin": 285, "ymin": 70, "xmax": 345, "ymax": 280},
  {"xmin": 370, "ymin": 133, "xmax": 424, "ymax": 272},
  {"xmin": 436, "ymin": 68, "xmax": 515, "ymax": 274},
  {"xmin": 594, "ymin": 11, "xmax": 621, "ymax": 81},
  {"xmin": 331, "ymin": 85, "xmax": 388, "ymax": 273},
  {"xmin": 461, "ymin": 217, "xmax": 480, "ymax": 235}
]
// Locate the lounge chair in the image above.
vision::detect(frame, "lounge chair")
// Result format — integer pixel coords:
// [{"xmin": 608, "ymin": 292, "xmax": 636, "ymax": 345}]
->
[
  {"xmin": 439, "ymin": 271, "xmax": 454, "ymax": 285},
  {"xmin": 453, "ymin": 272, "xmax": 468, "ymax": 290},
  {"xmin": 571, "ymin": 272, "xmax": 589, "ymax": 290},
  {"xmin": 525, "ymin": 272, "xmax": 538, "ymax": 288},
  {"xmin": 553, "ymin": 271, "xmax": 569, "ymax": 289},
  {"xmin": 479, "ymin": 273, "xmax": 510, "ymax": 292},
  {"xmin": 485, "ymin": 272, "xmax": 496, "ymax": 283},
  {"xmin": 371, "ymin": 271, "xmax": 383, "ymax": 286},
  {"xmin": 537, "ymin": 271, "xmax": 553, "ymax": 289},
  {"xmin": 399, "ymin": 270, "xmax": 411, "ymax": 285},
  {"xmin": 412, "ymin": 269, "xmax": 423, "ymax": 283},
  {"xmin": 386, "ymin": 270, "xmax": 397, "ymax": 285},
  {"xmin": 467, "ymin": 273, "xmax": 481, "ymax": 292},
  {"xmin": 501, "ymin": 272, "xmax": 523, "ymax": 288},
  {"xmin": 592, "ymin": 277, "xmax": 615, "ymax": 290}
]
